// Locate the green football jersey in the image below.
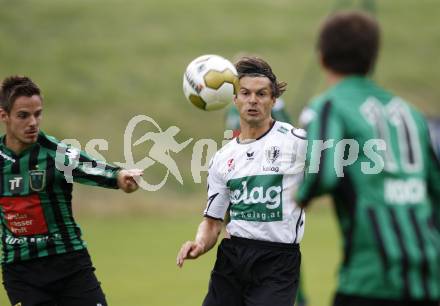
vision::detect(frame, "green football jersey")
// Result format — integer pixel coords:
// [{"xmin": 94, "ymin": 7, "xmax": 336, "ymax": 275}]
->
[
  {"xmin": 297, "ymin": 76, "xmax": 440, "ymax": 300},
  {"xmin": 0, "ymin": 131, "xmax": 120, "ymax": 264}
]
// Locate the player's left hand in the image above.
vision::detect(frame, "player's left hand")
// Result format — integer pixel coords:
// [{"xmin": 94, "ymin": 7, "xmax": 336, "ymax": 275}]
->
[{"xmin": 117, "ymin": 169, "xmax": 143, "ymax": 193}]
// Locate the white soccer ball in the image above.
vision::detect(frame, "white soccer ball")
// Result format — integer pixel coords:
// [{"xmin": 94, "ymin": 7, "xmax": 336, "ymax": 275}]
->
[{"xmin": 183, "ymin": 54, "xmax": 238, "ymax": 111}]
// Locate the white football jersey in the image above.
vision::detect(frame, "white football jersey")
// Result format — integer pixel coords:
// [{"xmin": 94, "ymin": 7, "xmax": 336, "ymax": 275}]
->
[{"xmin": 204, "ymin": 121, "xmax": 307, "ymax": 244}]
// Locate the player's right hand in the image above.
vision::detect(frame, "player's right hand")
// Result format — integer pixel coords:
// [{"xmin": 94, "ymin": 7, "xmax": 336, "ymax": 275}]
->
[
  {"xmin": 117, "ymin": 169, "xmax": 143, "ymax": 193},
  {"xmin": 176, "ymin": 241, "xmax": 205, "ymax": 268}
]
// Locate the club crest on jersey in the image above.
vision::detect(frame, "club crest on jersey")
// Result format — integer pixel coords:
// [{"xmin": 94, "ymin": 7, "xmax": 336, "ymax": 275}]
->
[
  {"xmin": 265, "ymin": 146, "xmax": 280, "ymax": 164},
  {"xmin": 29, "ymin": 170, "xmax": 46, "ymax": 191}
]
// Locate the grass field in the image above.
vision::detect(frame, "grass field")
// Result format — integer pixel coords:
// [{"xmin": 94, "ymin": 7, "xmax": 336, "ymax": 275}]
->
[
  {"xmin": 0, "ymin": 0, "xmax": 438, "ymax": 305},
  {"xmin": 0, "ymin": 201, "xmax": 340, "ymax": 306}
]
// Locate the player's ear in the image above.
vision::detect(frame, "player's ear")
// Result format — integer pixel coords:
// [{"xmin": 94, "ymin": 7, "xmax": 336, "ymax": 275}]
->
[
  {"xmin": 0, "ymin": 108, "xmax": 9, "ymax": 122},
  {"xmin": 318, "ymin": 51, "xmax": 327, "ymax": 70},
  {"xmin": 233, "ymin": 94, "xmax": 237, "ymax": 104}
]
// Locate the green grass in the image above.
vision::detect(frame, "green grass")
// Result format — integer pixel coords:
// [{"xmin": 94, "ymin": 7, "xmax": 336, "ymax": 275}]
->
[{"xmin": 0, "ymin": 202, "xmax": 340, "ymax": 306}]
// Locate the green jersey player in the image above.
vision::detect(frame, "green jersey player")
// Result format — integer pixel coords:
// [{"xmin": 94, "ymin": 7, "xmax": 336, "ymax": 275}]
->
[
  {"xmin": 428, "ymin": 118, "xmax": 440, "ymax": 160},
  {"xmin": 297, "ymin": 11, "xmax": 440, "ymax": 306},
  {"xmin": 0, "ymin": 76, "xmax": 142, "ymax": 306},
  {"xmin": 177, "ymin": 57, "xmax": 307, "ymax": 306}
]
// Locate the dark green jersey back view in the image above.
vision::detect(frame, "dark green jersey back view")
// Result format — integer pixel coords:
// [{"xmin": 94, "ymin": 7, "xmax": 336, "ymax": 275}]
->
[
  {"xmin": 297, "ymin": 76, "xmax": 440, "ymax": 300},
  {"xmin": 0, "ymin": 131, "xmax": 120, "ymax": 264}
]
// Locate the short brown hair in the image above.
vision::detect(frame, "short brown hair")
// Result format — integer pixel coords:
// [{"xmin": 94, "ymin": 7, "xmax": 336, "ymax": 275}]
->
[
  {"xmin": 0, "ymin": 76, "xmax": 41, "ymax": 113},
  {"xmin": 235, "ymin": 57, "xmax": 287, "ymax": 98},
  {"xmin": 318, "ymin": 10, "xmax": 380, "ymax": 75}
]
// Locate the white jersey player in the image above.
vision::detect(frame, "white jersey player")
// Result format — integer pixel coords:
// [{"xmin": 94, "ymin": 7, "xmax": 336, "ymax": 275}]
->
[
  {"xmin": 177, "ymin": 57, "xmax": 307, "ymax": 306},
  {"xmin": 205, "ymin": 120, "xmax": 306, "ymax": 244}
]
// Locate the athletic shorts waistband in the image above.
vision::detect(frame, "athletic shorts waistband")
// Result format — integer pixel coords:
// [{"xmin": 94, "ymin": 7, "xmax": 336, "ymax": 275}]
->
[{"xmin": 229, "ymin": 236, "xmax": 299, "ymax": 250}]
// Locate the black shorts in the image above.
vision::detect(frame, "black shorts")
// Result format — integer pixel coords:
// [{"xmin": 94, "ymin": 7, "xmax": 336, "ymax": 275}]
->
[
  {"xmin": 2, "ymin": 249, "xmax": 107, "ymax": 306},
  {"xmin": 333, "ymin": 293, "xmax": 439, "ymax": 306},
  {"xmin": 203, "ymin": 236, "xmax": 301, "ymax": 306}
]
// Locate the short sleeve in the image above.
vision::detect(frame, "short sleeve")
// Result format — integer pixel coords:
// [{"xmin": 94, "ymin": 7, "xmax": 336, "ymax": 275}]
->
[
  {"xmin": 296, "ymin": 100, "xmax": 345, "ymax": 205},
  {"xmin": 203, "ymin": 153, "xmax": 230, "ymax": 220}
]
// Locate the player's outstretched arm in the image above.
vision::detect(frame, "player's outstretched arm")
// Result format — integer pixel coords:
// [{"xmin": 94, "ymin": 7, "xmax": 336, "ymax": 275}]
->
[
  {"xmin": 117, "ymin": 169, "xmax": 143, "ymax": 193},
  {"xmin": 176, "ymin": 217, "xmax": 222, "ymax": 268}
]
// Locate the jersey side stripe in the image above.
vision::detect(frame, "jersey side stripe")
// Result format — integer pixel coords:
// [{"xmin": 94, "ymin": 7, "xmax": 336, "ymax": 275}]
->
[
  {"xmin": 204, "ymin": 193, "xmax": 221, "ymax": 220},
  {"xmin": 336, "ymin": 174, "xmax": 357, "ymax": 267},
  {"xmin": 206, "ymin": 193, "xmax": 219, "ymax": 212},
  {"xmin": 45, "ymin": 155, "xmax": 74, "ymax": 253},
  {"xmin": 428, "ymin": 144, "xmax": 440, "ymax": 230},
  {"xmin": 0, "ymin": 157, "xmax": 7, "ymax": 263},
  {"xmin": 0, "ymin": 155, "xmax": 3, "ymax": 194},
  {"xmin": 388, "ymin": 207, "xmax": 410, "ymax": 298},
  {"xmin": 293, "ymin": 208, "xmax": 303, "ymax": 244},
  {"xmin": 27, "ymin": 145, "xmax": 40, "ymax": 259},
  {"xmin": 408, "ymin": 207, "xmax": 430, "ymax": 299},
  {"xmin": 367, "ymin": 208, "xmax": 390, "ymax": 273},
  {"xmin": 11, "ymin": 159, "xmax": 21, "ymax": 263},
  {"xmin": 402, "ymin": 119, "xmax": 415, "ymax": 164},
  {"xmin": 59, "ymin": 180, "xmax": 83, "ymax": 247}
]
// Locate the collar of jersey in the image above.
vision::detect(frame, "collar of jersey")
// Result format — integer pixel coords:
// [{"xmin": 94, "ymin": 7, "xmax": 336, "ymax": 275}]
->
[
  {"xmin": 330, "ymin": 75, "xmax": 375, "ymax": 93},
  {"xmin": 0, "ymin": 131, "xmax": 43, "ymax": 158},
  {"xmin": 236, "ymin": 120, "xmax": 276, "ymax": 144}
]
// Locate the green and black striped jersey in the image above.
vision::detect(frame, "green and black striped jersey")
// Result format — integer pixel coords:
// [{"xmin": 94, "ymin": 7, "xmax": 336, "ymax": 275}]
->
[
  {"xmin": 0, "ymin": 131, "xmax": 120, "ymax": 264},
  {"xmin": 297, "ymin": 76, "xmax": 440, "ymax": 300}
]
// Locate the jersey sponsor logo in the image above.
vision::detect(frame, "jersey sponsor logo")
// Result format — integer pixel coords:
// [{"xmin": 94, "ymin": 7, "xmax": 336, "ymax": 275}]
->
[
  {"xmin": 277, "ymin": 126, "xmax": 289, "ymax": 134},
  {"xmin": 228, "ymin": 174, "xmax": 283, "ymax": 222},
  {"xmin": 262, "ymin": 166, "xmax": 279, "ymax": 172},
  {"xmin": 0, "ymin": 194, "xmax": 49, "ymax": 236},
  {"xmin": 8, "ymin": 175, "xmax": 24, "ymax": 194},
  {"xmin": 384, "ymin": 178, "xmax": 426, "ymax": 205},
  {"xmin": 265, "ymin": 146, "xmax": 280, "ymax": 164},
  {"xmin": 246, "ymin": 150, "xmax": 254, "ymax": 160},
  {"xmin": 5, "ymin": 233, "xmax": 62, "ymax": 245},
  {"xmin": 29, "ymin": 170, "xmax": 46, "ymax": 191}
]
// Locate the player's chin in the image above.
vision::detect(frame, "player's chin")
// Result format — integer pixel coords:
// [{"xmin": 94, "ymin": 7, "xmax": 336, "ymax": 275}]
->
[
  {"xmin": 243, "ymin": 115, "xmax": 262, "ymax": 123},
  {"xmin": 22, "ymin": 134, "xmax": 38, "ymax": 144}
]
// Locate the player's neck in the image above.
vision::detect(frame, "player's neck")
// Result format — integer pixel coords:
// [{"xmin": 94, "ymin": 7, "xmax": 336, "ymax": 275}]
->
[
  {"xmin": 325, "ymin": 69, "xmax": 346, "ymax": 86},
  {"xmin": 5, "ymin": 135, "xmax": 32, "ymax": 155},
  {"xmin": 239, "ymin": 119, "xmax": 274, "ymax": 142}
]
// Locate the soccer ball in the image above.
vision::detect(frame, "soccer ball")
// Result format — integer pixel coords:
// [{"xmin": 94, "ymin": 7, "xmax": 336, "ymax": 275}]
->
[{"xmin": 183, "ymin": 54, "xmax": 239, "ymax": 111}]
